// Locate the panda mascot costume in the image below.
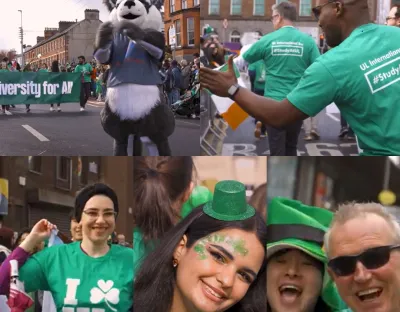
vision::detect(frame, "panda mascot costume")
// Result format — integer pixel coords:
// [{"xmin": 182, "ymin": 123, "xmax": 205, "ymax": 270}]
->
[{"xmin": 95, "ymin": 0, "xmax": 175, "ymax": 156}]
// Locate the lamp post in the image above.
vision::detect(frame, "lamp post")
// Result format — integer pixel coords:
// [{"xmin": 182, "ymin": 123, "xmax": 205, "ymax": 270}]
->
[{"xmin": 18, "ymin": 10, "xmax": 25, "ymax": 67}]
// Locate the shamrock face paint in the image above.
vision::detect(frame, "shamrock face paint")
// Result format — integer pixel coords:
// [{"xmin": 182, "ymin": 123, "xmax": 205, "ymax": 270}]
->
[
  {"xmin": 173, "ymin": 228, "xmax": 265, "ymax": 312},
  {"xmin": 194, "ymin": 233, "xmax": 249, "ymax": 260}
]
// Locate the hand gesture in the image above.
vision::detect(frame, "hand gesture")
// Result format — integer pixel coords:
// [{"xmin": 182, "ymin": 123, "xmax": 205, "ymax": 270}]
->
[
  {"xmin": 200, "ymin": 55, "xmax": 238, "ymax": 97},
  {"xmin": 30, "ymin": 219, "xmax": 57, "ymax": 241}
]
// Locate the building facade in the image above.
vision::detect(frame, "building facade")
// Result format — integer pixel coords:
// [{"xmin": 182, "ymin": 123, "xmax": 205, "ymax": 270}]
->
[
  {"xmin": 201, "ymin": 0, "xmax": 378, "ymax": 45},
  {"xmin": 0, "ymin": 156, "xmax": 134, "ymax": 242},
  {"xmin": 24, "ymin": 10, "xmax": 102, "ymax": 68},
  {"xmin": 164, "ymin": 0, "xmax": 201, "ymax": 61}
]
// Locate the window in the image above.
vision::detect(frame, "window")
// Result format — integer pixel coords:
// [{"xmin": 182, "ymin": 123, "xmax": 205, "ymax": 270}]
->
[
  {"xmin": 56, "ymin": 156, "xmax": 71, "ymax": 190},
  {"xmin": 254, "ymin": 0, "xmax": 265, "ymax": 15},
  {"xmin": 79, "ymin": 157, "xmax": 89, "ymax": 185},
  {"xmin": 231, "ymin": 0, "xmax": 242, "ymax": 15},
  {"xmin": 194, "ymin": 0, "xmax": 199, "ymax": 5},
  {"xmin": 209, "ymin": 0, "xmax": 220, "ymax": 15},
  {"xmin": 170, "ymin": 0, "xmax": 175, "ymax": 13},
  {"xmin": 276, "ymin": 0, "xmax": 286, "ymax": 4},
  {"xmin": 187, "ymin": 17, "xmax": 195, "ymax": 46},
  {"xmin": 175, "ymin": 20, "xmax": 181, "ymax": 47},
  {"xmin": 299, "ymin": 0, "xmax": 312, "ymax": 16},
  {"xmin": 182, "ymin": 0, "xmax": 188, "ymax": 9},
  {"xmin": 28, "ymin": 157, "xmax": 42, "ymax": 173},
  {"xmin": 230, "ymin": 30, "xmax": 241, "ymax": 43}
]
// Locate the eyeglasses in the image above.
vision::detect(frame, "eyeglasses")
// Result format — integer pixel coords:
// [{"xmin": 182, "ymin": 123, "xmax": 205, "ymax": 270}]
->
[
  {"xmin": 82, "ymin": 210, "xmax": 117, "ymax": 220},
  {"xmin": 328, "ymin": 244, "xmax": 400, "ymax": 276},
  {"xmin": 386, "ymin": 16, "xmax": 396, "ymax": 21},
  {"xmin": 312, "ymin": 0, "xmax": 336, "ymax": 19}
]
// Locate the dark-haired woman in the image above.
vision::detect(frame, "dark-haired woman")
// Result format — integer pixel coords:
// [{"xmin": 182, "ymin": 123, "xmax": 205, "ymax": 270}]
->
[
  {"xmin": 134, "ymin": 180, "xmax": 267, "ymax": 312},
  {"xmin": 50, "ymin": 60, "xmax": 61, "ymax": 112},
  {"xmin": 132, "ymin": 156, "xmax": 195, "ymax": 277},
  {"xmin": 0, "ymin": 183, "xmax": 134, "ymax": 311},
  {"xmin": 266, "ymin": 197, "xmax": 349, "ymax": 312}
]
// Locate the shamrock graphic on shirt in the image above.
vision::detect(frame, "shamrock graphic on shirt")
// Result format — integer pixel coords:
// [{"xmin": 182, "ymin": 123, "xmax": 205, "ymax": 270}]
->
[{"xmin": 90, "ymin": 280, "xmax": 120, "ymax": 311}]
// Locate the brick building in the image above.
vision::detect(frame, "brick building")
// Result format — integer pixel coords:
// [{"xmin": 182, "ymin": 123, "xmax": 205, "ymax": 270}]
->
[
  {"xmin": 0, "ymin": 156, "xmax": 134, "ymax": 242},
  {"xmin": 24, "ymin": 9, "xmax": 102, "ymax": 69},
  {"xmin": 200, "ymin": 0, "xmax": 378, "ymax": 45},
  {"xmin": 164, "ymin": 0, "xmax": 201, "ymax": 61}
]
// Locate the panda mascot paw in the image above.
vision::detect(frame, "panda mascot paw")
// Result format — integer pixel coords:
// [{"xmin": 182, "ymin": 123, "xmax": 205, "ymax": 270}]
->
[{"xmin": 95, "ymin": 0, "xmax": 175, "ymax": 156}]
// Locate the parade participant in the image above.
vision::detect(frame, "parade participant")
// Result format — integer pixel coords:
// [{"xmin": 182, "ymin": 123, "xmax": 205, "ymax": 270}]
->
[
  {"xmin": 95, "ymin": 0, "xmax": 175, "ymax": 156},
  {"xmin": 38, "ymin": 63, "xmax": 48, "ymax": 73},
  {"xmin": 135, "ymin": 180, "xmax": 267, "ymax": 312},
  {"xmin": 0, "ymin": 227, "xmax": 13, "ymax": 264},
  {"xmin": 386, "ymin": 6, "xmax": 400, "ymax": 26},
  {"xmin": 69, "ymin": 213, "xmax": 83, "ymax": 242},
  {"xmin": 200, "ymin": 0, "xmax": 400, "ymax": 155},
  {"xmin": 132, "ymin": 156, "xmax": 194, "ymax": 277},
  {"xmin": 12, "ymin": 228, "xmax": 45, "ymax": 312},
  {"xmin": 0, "ymin": 62, "xmax": 11, "ymax": 114},
  {"xmin": 74, "ymin": 56, "xmax": 92, "ymax": 111},
  {"xmin": 266, "ymin": 197, "xmax": 349, "ymax": 312},
  {"xmin": 325, "ymin": 202, "xmax": 400, "ymax": 312},
  {"xmin": 49, "ymin": 60, "xmax": 61, "ymax": 112},
  {"xmin": 0, "ymin": 183, "xmax": 134, "ymax": 311},
  {"xmin": 234, "ymin": 2, "xmax": 320, "ymax": 155}
]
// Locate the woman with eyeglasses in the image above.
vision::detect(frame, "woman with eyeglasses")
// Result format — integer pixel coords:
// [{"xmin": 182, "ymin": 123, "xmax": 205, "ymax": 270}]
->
[
  {"xmin": 0, "ymin": 183, "xmax": 134, "ymax": 311},
  {"xmin": 266, "ymin": 197, "xmax": 349, "ymax": 312},
  {"xmin": 135, "ymin": 180, "xmax": 267, "ymax": 312}
]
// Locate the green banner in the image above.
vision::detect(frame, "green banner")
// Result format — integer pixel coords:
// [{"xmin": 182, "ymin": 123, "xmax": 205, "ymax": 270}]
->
[{"xmin": 0, "ymin": 72, "xmax": 81, "ymax": 104}]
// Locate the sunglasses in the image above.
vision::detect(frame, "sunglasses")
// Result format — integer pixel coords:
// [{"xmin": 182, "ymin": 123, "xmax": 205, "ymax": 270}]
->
[
  {"xmin": 328, "ymin": 244, "xmax": 400, "ymax": 276},
  {"xmin": 312, "ymin": 0, "xmax": 336, "ymax": 19}
]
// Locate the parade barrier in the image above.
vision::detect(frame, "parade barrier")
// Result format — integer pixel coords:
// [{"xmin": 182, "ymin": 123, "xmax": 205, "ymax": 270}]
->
[
  {"xmin": 200, "ymin": 90, "xmax": 229, "ymax": 155},
  {"xmin": 0, "ymin": 72, "xmax": 81, "ymax": 104}
]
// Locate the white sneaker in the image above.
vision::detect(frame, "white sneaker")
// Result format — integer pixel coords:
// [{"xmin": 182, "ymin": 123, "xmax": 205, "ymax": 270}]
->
[
  {"xmin": 50, "ymin": 107, "xmax": 54, "ymax": 112},
  {"xmin": 80, "ymin": 107, "xmax": 85, "ymax": 112},
  {"xmin": 57, "ymin": 107, "xmax": 61, "ymax": 112}
]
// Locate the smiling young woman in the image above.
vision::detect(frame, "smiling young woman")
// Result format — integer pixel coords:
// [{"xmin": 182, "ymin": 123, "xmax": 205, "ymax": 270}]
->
[
  {"xmin": 134, "ymin": 180, "xmax": 268, "ymax": 312},
  {"xmin": 0, "ymin": 183, "xmax": 134, "ymax": 312}
]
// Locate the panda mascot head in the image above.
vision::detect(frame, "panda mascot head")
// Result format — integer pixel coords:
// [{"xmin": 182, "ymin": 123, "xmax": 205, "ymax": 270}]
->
[
  {"xmin": 104, "ymin": 0, "xmax": 163, "ymax": 31},
  {"xmin": 96, "ymin": 0, "xmax": 175, "ymax": 156}
]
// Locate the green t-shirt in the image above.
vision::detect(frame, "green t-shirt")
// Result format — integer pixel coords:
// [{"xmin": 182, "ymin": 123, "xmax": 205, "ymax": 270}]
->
[
  {"xmin": 248, "ymin": 60, "xmax": 266, "ymax": 92},
  {"xmin": 243, "ymin": 26, "xmax": 320, "ymax": 100},
  {"xmin": 74, "ymin": 63, "xmax": 93, "ymax": 83},
  {"xmin": 287, "ymin": 24, "xmax": 400, "ymax": 155},
  {"xmin": 0, "ymin": 69, "xmax": 8, "ymax": 72},
  {"xmin": 19, "ymin": 242, "xmax": 133, "ymax": 312},
  {"xmin": 38, "ymin": 69, "xmax": 48, "ymax": 72}
]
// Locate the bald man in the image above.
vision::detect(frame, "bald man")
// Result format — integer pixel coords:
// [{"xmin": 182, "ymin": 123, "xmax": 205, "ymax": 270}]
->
[
  {"xmin": 201, "ymin": 0, "xmax": 400, "ymax": 156},
  {"xmin": 386, "ymin": 6, "xmax": 400, "ymax": 27}
]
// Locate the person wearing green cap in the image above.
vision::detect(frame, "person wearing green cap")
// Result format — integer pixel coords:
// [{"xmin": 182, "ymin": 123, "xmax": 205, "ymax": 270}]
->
[
  {"xmin": 134, "ymin": 180, "xmax": 267, "ymax": 312},
  {"xmin": 266, "ymin": 197, "xmax": 350, "ymax": 312}
]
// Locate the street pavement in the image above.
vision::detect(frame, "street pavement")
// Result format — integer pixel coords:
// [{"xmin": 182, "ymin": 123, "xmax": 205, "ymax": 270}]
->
[
  {"xmin": 221, "ymin": 105, "xmax": 359, "ymax": 156},
  {"xmin": 219, "ymin": 73, "xmax": 359, "ymax": 156},
  {"xmin": 0, "ymin": 101, "xmax": 200, "ymax": 156}
]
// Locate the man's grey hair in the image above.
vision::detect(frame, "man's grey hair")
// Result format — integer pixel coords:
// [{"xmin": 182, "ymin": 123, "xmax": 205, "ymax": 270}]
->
[
  {"xmin": 272, "ymin": 2, "xmax": 297, "ymax": 22},
  {"xmin": 324, "ymin": 202, "xmax": 400, "ymax": 258}
]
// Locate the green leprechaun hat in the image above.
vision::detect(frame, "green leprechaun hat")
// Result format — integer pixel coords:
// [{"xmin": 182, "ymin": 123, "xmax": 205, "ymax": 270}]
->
[
  {"xmin": 267, "ymin": 197, "xmax": 349, "ymax": 312},
  {"xmin": 203, "ymin": 180, "xmax": 255, "ymax": 221}
]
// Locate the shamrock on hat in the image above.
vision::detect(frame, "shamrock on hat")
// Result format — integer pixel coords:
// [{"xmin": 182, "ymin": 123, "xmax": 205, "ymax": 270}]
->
[{"xmin": 266, "ymin": 197, "xmax": 349, "ymax": 312}]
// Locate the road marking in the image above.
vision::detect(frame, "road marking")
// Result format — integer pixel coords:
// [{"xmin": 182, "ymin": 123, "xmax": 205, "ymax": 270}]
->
[
  {"xmin": 326, "ymin": 113, "xmax": 340, "ymax": 122},
  {"xmin": 22, "ymin": 125, "xmax": 49, "ymax": 142},
  {"xmin": 87, "ymin": 103, "xmax": 104, "ymax": 108}
]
